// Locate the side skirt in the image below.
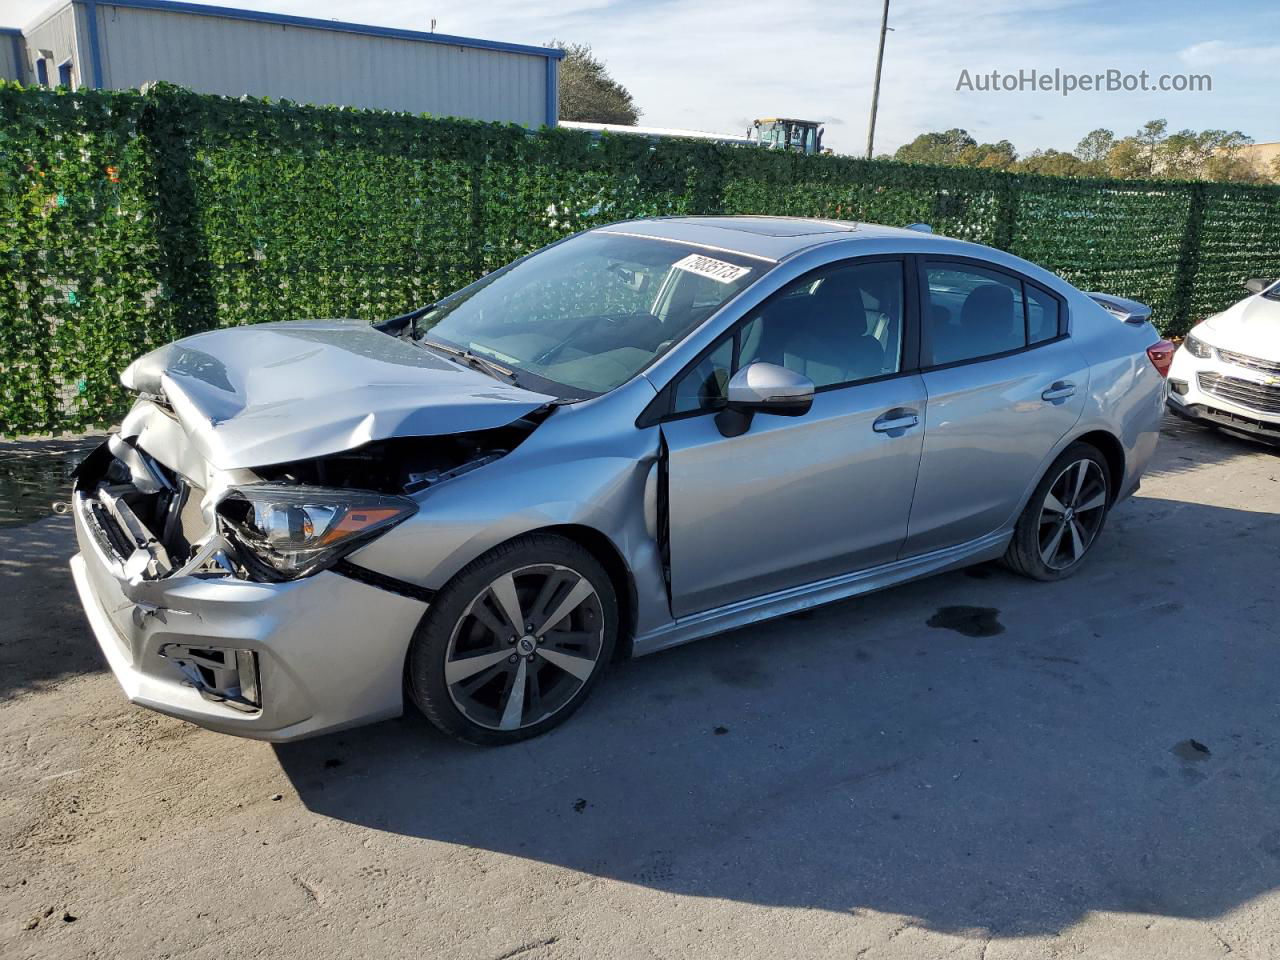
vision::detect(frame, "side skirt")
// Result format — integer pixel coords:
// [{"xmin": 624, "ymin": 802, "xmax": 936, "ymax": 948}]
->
[{"xmin": 630, "ymin": 529, "xmax": 1012, "ymax": 657}]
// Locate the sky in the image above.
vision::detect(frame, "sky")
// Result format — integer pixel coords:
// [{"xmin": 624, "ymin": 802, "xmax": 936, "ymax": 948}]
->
[{"xmin": 5, "ymin": 0, "xmax": 1278, "ymax": 156}]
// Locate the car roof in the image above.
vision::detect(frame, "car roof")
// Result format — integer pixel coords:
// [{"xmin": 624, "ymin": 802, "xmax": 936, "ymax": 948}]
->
[{"xmin": 596, "ymin": 216, "xmax": 952, "ymax": 262}]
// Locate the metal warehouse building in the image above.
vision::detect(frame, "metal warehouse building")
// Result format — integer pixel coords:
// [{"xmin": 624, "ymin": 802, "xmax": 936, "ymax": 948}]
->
[{"xmin": 1, "ymin": 0, "xmax": 561, "ymax": 127}]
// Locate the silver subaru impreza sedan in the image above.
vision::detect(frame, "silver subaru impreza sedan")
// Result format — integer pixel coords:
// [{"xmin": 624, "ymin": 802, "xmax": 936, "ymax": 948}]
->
[{"xmin": 70, "ymin": 217, "xmax": 1171, "ymax": 745}]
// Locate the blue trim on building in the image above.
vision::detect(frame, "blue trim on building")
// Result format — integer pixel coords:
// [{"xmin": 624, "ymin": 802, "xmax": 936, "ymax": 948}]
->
[
  {"xmin": 81, "ymin": 0, "xmax": 104, "ymax": 87},
  {"xmin": 4, "ymin": 30, "xmax": 26, "ymax": 84},
  {"xmin": 89, "ymin": 0, "xmax": 564, "ymax": 60},
  {"xmin": 544, "ymin": 57, "xmax": 557, "ymax": 127}
]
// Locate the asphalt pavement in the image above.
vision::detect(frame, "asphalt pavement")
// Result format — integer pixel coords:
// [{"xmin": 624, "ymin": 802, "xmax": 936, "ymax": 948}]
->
[{"xmin": 2, "ymin": 415, "xmax": 1278, "ymax": 959}]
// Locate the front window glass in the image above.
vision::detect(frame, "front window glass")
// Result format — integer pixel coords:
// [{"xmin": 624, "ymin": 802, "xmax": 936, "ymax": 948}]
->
[
  {"xmin": 672, "ymin": 337, "xmax": 734, "ymax": 414},
  {"xmin": 417, "ymin": 233, "xmax": 760, "ymax": 396},
  {"xmin": 671, "ymin": 259, "xmax": 906, "ymax": 412}
]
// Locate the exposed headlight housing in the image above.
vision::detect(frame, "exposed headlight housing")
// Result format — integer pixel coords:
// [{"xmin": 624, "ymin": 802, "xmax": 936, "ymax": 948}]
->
[
  {"xmin": 216, "ymin": 485, "xmax": 417, "ymax": 580},
  {"xmin": 1182, "ymin": 332, "xmax": 1214, "ymax": 359}
]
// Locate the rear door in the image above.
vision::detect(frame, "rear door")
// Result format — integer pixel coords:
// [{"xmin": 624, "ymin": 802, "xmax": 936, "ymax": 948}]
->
[
  {"xmin": 655, "ymin": 257, "xmax": 928, "ymax": 617},
  {"xmin": 901, "ymin": 258, "xmax": 1088, "ymax": 557}
]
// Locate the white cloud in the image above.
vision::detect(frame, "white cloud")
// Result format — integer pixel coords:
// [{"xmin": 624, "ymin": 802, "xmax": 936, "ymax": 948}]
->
[{"xmin": 1179, "ymin": 39, "xmax": 1280, "ymax": 68}]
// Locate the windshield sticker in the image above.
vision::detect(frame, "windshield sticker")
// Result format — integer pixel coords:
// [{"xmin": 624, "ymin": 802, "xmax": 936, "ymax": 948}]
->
[{"xmin": 673, "ymin": 253, "xmax": 752, "ymax": 284}]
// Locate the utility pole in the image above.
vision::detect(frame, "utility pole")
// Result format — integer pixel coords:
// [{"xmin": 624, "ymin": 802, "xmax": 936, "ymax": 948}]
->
[{"xmin": 865, "ymin": 0, "xmax": 891, "ymax": 159}]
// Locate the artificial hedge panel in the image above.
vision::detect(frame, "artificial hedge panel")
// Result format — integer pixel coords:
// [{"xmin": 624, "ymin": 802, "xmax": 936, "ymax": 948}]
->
[
  {"xmin": 1010, "ymin": 179, "xmax": 1191, "ymax": 325},
  {"xmin": 3, "ymin": 81, "xmax": 1279, "ymax": 435},
  {"xmin": 0, "ymin": 85, "xmax": 164, "ymax": 434},
  {"xmin": 719, "ymin": 151, "xmax": 1010, "ymax": 247},
  {"xmin": 177, "ymin": 91, "xmax": 482, "ymax": 328},
  {"xmin": 1192, "ymin": 185, "xmax": 1280, "ymax": 323}
]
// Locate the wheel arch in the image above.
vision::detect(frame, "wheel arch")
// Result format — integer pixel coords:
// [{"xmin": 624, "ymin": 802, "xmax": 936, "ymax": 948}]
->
[
  {"xmin": 398, "ymin": 520, "xmax": 641, "ymax": 712},
  {"xmin": 1007, "ymin": 425, "xmax": 1129, "ymax": 528},
  {"xmin": 1071, "ymin": 428, "xmax": 1126, "ymax": 504},
  {"xmin": 415, "ymin": 522, "xmax": 640, "ymax": 660},
  {"xmin": 533, "ymin": 524, "xmax": 639, "ymax": 660}
]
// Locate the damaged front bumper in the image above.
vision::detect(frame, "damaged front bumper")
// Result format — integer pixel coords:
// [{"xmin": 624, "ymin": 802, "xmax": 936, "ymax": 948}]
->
[{"xmin": 69, "ymin": 436, "xmax": 429, "ymax": 742}]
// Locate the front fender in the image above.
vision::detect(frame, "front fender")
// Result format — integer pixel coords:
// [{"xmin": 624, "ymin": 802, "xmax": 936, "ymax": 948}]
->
[{"xmin": 347, "ymin": 402, "xmax": 671, "ymax": 639}]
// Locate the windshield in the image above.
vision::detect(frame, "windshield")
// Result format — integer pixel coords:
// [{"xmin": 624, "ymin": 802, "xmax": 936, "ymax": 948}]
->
[{"xmin": 415, "ymin": 232, "xmax": 762, "ymax": 396}]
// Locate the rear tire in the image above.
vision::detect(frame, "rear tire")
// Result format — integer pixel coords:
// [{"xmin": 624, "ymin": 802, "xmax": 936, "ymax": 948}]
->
[
  {"xmin": 408, "ymin": 534, "xmax": 618, "ymax": 746},
  {"xmin": 1003, "ymin": 442, "xmax": 1111, "ymax": 582}
]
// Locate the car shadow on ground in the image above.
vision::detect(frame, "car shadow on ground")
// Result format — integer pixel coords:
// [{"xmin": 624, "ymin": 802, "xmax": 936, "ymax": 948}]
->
[
  {"xmin": 0, "ymin": 438, "xmax": 106, "ymax": 698},
  {"xmin": 1148, "ymin": 412, "xmax": 1278, "ymax": 479},
  {"xmin": 277, "ymin": 493, "xmax": 1280, "ymax": 937},
  {"xmin": 0, "ymin": 513, "xmax": 105, "ymax": 698}
]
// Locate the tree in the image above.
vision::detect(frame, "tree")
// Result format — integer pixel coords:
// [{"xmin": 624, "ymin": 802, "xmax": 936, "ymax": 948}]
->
[
  {"xmin": 893, "ymin": 130, "xmax": 1020, "ymax": 169},
  {"xmin": 1105, "ymin": 137, "xmax": 1148, "ymax": 179},
  {"xmin": 1193, "ymin": 131, "xmax": 1264, "ymax": 183},
  {"xmin": 1075, "ymin": 128, "xmax": 1115, "ymax": 175},
  {"xmin": 1016, "ymin": 149, "xmax": 1087, "ymax": 178},
  {"xmin": 553, "ymin": 42, "xmax": 640, "ymax": 125},
  {"xmin": 1098, "ymin": 120, "xmax": 1165, "ymax": 179},
  {"xmin": 1135, "ymin": 119, "xmax": 1168, "ymax": 177},
  {"xmin": 893, "ymin": 128, "xmax": 975, "ymax": 165},
  {"xmin": 1097, "ymin": 121, "xmax": 1263, "ymax": 182},
  {"xmin": 958, "ymin": 139, "xmax": 1018, "ymax": 170},
  {"xmin": 889, "ymin": 119, "xmax": 1270, "ymax": 183}
]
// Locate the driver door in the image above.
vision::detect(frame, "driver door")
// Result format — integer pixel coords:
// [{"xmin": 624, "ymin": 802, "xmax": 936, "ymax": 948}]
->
[{"xmin": 656, "ymin": 258, "xmax": 927, "ymax": 617}]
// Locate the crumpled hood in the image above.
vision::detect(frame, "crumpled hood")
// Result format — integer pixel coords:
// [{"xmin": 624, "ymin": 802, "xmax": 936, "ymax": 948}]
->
[
  {"xmin": 121, "ymin": 319, "xmax": 555, "ymax": 470},
  {"xmin": 1198, "ymin": 294, "xmax": 1280, "ymax": 360}
]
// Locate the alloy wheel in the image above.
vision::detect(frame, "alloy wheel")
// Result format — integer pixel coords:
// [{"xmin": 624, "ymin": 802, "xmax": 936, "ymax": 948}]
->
[
  {"xmin": 1037, "ymin": 459, "xmax": 1108, "ymax": 571},
  {"xmin": 444, "ymin": 563, "xmax": 605, "ymax": 731}
]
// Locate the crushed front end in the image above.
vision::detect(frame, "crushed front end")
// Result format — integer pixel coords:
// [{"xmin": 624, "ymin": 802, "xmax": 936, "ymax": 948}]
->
[{"xmin": 69, "ymin": 402, "xmax": 432, "ymax": 741}]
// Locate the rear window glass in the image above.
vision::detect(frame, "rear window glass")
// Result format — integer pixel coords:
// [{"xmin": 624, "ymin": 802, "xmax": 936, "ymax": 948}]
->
[{"xmin": 1026, "ymin": 284, "xmax": 1060, "ymax": 344}]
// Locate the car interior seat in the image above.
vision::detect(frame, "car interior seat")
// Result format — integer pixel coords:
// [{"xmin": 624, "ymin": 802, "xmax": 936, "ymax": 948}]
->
[
  {"xmin": 934, "ymin": 282, "xmax": 1018, "ymax": 363},
  {"xmin": 748, "ymin": 271, "xmax": 885, "ymax": 386}
]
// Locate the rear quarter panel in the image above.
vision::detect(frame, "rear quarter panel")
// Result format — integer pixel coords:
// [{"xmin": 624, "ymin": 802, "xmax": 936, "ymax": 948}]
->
[{"xmin": 1046, "ymin": 290, "xmax": 1165, "ymax": 502}]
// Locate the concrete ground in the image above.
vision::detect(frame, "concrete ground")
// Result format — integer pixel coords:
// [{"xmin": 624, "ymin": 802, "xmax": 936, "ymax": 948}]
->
[{"xmin": 1, "ymin": 416, "xmax": 1278, "ymax": 960}]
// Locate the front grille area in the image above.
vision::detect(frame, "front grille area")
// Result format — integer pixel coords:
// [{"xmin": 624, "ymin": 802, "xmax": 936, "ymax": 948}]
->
[
  {"xmin": 1199, "ymin": 406, "xmax": 1280, "ymax": 439},
  {"xmin": 1217, "ymin": 347, "xmax": 1280, "ymax": 376},
  {"xmin": 83, "ymin": 496, "xmax": 135, "ymax": 564},
  {"xmin": 1198, "ymin": 372, "xmax": 1280, "ymax": 414}
]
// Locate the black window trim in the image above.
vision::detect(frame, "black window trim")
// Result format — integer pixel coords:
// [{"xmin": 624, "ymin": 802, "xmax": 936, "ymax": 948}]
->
[
  {"xmin": 917, "ymin": 254, "xmax": 1070, "ymax": 372},
  {"xmin": 638, "ymin": 253, "xmax": 921, "ymax": 428}
]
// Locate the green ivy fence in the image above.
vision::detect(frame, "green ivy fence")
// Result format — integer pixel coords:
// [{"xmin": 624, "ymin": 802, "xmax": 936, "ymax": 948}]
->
[{"xmin": 4, "ymin": 81, "xmax": 1280, "ymax": 435}]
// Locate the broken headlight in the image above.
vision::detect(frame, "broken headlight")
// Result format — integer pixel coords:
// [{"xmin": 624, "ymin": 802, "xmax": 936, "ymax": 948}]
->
[{"xmin": 216, "ymin": 485, "xmax": 417, "ymax": 580}]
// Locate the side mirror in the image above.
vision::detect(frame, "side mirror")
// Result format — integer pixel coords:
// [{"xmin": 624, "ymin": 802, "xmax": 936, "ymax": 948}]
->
[
  {"xmin": 1244, "ymin": 277, "xmax": 1275, "ymax": 295},
  {"xmin": 715, "ymin": 362, "xmax": 815, "ymax": 438}
]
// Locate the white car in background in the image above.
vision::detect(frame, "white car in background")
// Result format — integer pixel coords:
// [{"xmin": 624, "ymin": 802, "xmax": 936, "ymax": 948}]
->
[{"xmin": 1167, "ymin": 277, "xmax": 1280, "ymax": 444}]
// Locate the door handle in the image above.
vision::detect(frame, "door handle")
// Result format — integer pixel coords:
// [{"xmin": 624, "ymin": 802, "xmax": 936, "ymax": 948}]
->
[
  {"xmin": 873, "ymin": 409, "xmax": 920, "ymax": 433},
  {"xmin": 1041, "ymin": 381, "xmax": 1076, "ymax": 403}
]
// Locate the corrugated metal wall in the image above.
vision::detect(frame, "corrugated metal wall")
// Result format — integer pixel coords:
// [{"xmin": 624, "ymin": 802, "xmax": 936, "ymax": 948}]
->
[
  {"xmin": 94, "ymin": 4, "xmax": 549, "ymax": 126},
  {"xmin": 21, "ymin": 4, "xmax": 82, "ymax": 87},
  {"xmin": 0, "ymin": 31, "xmax": 25, "ymax": 82}
]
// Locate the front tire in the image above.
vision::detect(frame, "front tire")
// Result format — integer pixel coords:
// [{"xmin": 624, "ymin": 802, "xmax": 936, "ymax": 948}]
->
[
  {"xmin": 1004, "ymin": 442, "xmax": 1111, "ymax": 582},
  {"xmin": 408, "ymin": 534, "xmax": 618, "ymax": 746}
]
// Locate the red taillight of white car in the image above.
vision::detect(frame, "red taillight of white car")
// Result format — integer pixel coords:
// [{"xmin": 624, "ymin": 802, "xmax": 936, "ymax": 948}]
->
[{"xmin": 1146, "ymin": 340, "xmax": 1176, "ymax": 378}]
